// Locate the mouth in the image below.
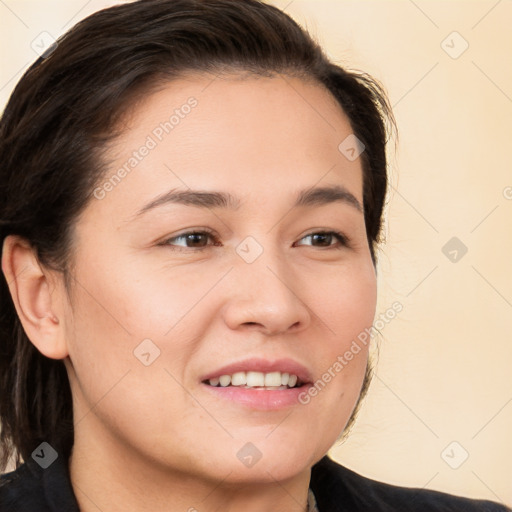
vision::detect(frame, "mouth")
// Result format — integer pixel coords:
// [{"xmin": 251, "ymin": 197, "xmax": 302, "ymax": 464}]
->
[
  {"xmin": 200, "ymin": 358, "xmax": 313, "ymax": 410},
  {"xmin": 202, "ymin": 370, "xmax": 305, "ymax": 390}
]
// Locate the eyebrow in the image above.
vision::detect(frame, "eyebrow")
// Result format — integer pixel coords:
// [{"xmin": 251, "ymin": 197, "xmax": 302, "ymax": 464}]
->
[
  {"xmin": 133, "ymin": 184, "xmax": 362, "ymax": 219},
  {"xmin": 295, "ymin": 184, "xmax": 362, "ymax": 212}
]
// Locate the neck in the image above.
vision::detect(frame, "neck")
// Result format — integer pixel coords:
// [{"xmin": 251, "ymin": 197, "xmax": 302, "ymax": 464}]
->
[{"xmin": 69, "ymin": 425, "xmax": 312, "ymax": 512}]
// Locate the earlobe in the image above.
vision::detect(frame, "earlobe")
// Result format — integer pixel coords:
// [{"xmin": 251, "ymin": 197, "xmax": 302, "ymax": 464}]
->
[{"xmin": 1, "ymin": 235, "xmax": 69, "ymax": 360}]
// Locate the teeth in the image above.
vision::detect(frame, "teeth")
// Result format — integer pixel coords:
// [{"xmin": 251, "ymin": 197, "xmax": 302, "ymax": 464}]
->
[
  {"xmin": 264, "ymin": 371, "xmax": 282, "ymax": 387},
  {"xmin": 219, "ymin": 375, "xmax": 231, "ymax": 387},
  {"xmin": 246, "ymin": 371, "xmax": 264, "ymax": 387},
  {"xmin": 231, "ymin": 371, "xmax": 247, "ymax": 386},
  {"xmin": 206, "ymin": 371, "xmax": 302, "ymax": 389}
]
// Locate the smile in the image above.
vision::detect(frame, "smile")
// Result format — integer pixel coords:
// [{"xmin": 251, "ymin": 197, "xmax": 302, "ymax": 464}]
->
[{"xmin": 204, "ymin": 370, "xmax": 302, "ymax": 389}]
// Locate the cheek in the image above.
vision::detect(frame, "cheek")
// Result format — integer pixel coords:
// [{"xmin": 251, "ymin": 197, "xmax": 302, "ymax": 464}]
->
[
  {"xmin": 63, "ymin": 253, "xmax": 225, "ymax": 413},
  {"xmin": 296, "ymin": 259, "xmax": 376, "ymax": 432},
  {"xmin": 67, "ymin": 254, "xmax": 218, "ymax": 350},
  {"xmin": 310, "ymin": 258, "xmax": 377, "ymax": 349}
]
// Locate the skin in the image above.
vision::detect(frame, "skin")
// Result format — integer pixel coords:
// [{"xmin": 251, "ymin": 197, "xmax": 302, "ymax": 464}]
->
[{"xmin": 2, "ymin": 73, "xmax": 377, "ymax": 512}]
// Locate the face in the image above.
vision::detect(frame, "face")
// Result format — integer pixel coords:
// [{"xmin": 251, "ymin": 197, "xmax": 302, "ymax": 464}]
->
[{"xmin": 62, "ymin": 73, "xmax": 377, "ymax": 483}]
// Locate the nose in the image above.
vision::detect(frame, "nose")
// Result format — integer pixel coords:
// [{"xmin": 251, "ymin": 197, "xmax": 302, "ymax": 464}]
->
[{"xmin": 222, "ymin": 249, "xmax": 312, "ymax": 336}]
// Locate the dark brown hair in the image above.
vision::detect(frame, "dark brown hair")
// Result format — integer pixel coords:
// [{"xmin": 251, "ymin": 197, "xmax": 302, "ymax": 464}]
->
[{"xmin": 0, "ymin": 0, "xmax": 394, "ymax": 470}]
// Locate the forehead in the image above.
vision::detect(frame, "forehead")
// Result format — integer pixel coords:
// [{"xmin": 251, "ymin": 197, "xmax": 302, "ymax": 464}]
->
[{"xmin": 94, "ymin": 73, "xmax": 363, "ymax": 216}]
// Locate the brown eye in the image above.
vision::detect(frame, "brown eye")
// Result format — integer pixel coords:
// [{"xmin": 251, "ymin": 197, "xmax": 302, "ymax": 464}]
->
[
  {"xmin": 163, "ymin": 230, "xmax": 219, "ymax": 250},
  {"xmin": 182, "ymin": 233, "xmax": 209, "ymax": 247},
  {"xmin": 310, "ymin": 233, "xmax": 334, "ymax": 247},
  {"xmin": 295, "ymin": 231, "xmax": 349, "ymax": 249}
]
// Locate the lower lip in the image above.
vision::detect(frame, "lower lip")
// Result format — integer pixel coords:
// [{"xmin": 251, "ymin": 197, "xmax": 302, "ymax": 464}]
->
[{"xmin": 201, "ymin": 383, "xmax": 312, "ymax": 410}]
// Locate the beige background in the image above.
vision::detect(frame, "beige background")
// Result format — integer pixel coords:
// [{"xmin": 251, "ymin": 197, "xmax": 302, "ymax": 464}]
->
[{"xmin": 1, "ymin": 0, "xmax": 511, "ymax": 507}]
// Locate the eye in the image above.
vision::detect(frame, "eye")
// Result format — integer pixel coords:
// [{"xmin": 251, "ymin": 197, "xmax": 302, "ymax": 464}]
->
[
  {"xmin": 295, "ymin": 230, "xmax": 349, "ymax": 249},
  {"xmin": 161, "ymin": 230, "xmax": 220, "ymax": 250},
  {"xmin": 160, "ymin": 229, "xmax": 349, "ymax": 251}
]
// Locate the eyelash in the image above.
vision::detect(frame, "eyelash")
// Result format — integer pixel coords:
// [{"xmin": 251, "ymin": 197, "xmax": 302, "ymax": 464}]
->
[{"xmin": 160, "ymin": 229, "xmax": 350, "ymax": 251}]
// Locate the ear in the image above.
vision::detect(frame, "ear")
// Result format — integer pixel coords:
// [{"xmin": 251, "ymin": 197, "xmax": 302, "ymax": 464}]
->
[{"xmin": 1, "ymin": 235, "xmax": 69, "ymax": 359}]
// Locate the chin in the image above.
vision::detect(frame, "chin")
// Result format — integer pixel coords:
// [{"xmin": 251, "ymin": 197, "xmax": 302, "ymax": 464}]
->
[
  {"xmin": 221, "ymin": 459, "xmax": 311, "ymax": 486},
  {"xmin": 237, "ymin": 441, "xmax": 316, "ymax": 483}
]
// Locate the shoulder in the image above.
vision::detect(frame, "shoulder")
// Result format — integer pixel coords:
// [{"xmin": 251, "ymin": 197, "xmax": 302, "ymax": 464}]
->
[
  {"xmin": 310, "ymin": 455, "xmax": 511, "ymax": 512},
  {"xmin": 0, "ymin": 462, "xmax": 49, "ymax": 512},
  {"xmin": 0, "ymin": 456, "xmax": 79, "ymax": 512}
]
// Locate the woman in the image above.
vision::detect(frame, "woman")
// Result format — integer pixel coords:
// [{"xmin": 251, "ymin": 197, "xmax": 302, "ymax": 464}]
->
[{"xmin": 0, "ymin": 0, "xmax": 509, "ymax": 510}]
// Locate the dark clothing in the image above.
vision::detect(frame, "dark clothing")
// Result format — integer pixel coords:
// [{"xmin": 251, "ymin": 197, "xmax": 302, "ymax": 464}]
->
[
  {"xmin": 310, "ymin": 456, "xmax": 510, "ymax": 511},
  {"xmin": 0, "ymin": 454, "xmax": 509, "ymax": 511}
]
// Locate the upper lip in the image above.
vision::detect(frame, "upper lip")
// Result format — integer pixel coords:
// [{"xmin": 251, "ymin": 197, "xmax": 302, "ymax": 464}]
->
[{"xmin": 201, "ymin": 357, "xmax": 313, "ymax": 384}]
